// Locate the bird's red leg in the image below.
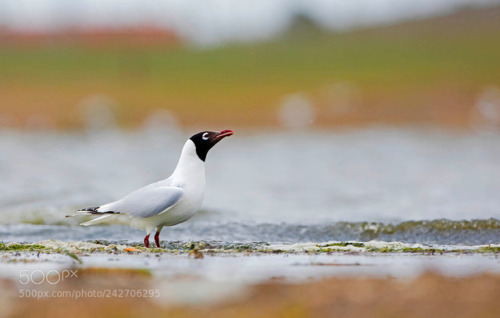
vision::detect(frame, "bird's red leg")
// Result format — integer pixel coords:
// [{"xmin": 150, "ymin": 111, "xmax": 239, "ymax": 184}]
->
[
  {"xmin": 144, "ymin": 234, "xmax": 150, "ymax": 248},
  {"xmin": 154, "ymin": 231, "xmax": 161, "ymax": 248}
]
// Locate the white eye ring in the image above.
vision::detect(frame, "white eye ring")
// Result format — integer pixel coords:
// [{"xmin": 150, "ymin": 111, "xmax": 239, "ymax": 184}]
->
[{"xmin": 202, "ymin": 132, "xmax": 210, "ymax": 140}]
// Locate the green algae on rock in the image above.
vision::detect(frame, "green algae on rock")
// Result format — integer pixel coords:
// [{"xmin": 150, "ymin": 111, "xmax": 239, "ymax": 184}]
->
[{"xmin": 1, "ymin": 240, "xmax": 499, "ymax": 256}]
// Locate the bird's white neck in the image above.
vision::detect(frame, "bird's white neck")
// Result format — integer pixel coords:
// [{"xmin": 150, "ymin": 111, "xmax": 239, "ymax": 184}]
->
[{"xmin": 171, "ymin": 140, "xmax": 205, "ymax": 180}]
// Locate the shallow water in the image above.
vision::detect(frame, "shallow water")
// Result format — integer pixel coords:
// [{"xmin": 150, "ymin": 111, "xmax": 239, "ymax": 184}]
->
[
  {"xmin": 2, "ymin": 219, "xmax": 500, "ymax": 245},
  {"xmin": 1, "ymin": 128, "xmax": 500, "ymax": 245}
]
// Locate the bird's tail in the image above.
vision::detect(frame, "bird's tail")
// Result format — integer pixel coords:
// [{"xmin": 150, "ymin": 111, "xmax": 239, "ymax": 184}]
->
[{"xmin": 80, "ymin": 214, "xmax": 114, "ymax": 226}]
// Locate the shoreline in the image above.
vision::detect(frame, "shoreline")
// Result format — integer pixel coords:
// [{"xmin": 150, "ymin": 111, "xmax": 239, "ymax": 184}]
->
[
  {"xmin": 2, "ymin": 239, "xmax": 500, "ymax": 255},
  {"xmin": 2, "ymin": 240, "xmax": 500, "ymax": 317},
  {"xmin": 2, "ymin": 240, "xmax": 500, "ymax": 285}
]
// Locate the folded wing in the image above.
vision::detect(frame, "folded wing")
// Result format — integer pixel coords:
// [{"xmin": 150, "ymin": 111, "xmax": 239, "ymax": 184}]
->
[{"xmin": 99, "ymin": 186, "xmax": 184, "ymax": 218}]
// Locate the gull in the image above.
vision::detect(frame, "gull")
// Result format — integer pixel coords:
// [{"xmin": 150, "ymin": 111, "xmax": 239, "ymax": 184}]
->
[{"xmin": 70, "ymin": 130, "xmax": 233, "ymax": 248}]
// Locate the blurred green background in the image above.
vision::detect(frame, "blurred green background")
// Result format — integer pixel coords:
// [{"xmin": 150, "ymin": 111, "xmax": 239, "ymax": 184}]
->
[{"xmin": 0, "ymin": 4, "xmax": 499, "ymax": 130}]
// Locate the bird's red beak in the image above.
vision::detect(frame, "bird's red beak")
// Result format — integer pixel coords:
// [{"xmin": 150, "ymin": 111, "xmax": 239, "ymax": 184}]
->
[{"xmin": 215, "ymin": 129, "xmax": 234, "ymax": 139}]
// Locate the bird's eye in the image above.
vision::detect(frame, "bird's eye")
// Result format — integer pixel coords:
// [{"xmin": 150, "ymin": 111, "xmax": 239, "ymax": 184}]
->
[{"xmin": 202, "ymin": 132, "xmax": 210, "ymax": 140}]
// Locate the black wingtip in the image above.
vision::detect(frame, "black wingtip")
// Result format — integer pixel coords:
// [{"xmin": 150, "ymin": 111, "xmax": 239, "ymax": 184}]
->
[
  {"xmin": 75, "ymin": 206, "xmax": 120, "ymax": 215},
  {"xmin": 80, "ymin": 206, "xmax": 99, "ymax": 212}
]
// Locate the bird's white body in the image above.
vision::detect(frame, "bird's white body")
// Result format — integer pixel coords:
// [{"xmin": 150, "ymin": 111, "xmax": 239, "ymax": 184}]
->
[{"xmin": 81, "ymin": 140, "xmax": 206, "ymax": 235}]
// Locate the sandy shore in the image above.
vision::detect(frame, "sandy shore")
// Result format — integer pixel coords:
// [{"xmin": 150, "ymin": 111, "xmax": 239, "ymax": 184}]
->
[
  {"xmin": 4, "ymin": 271, "xmax": 499, "ymax": 318},
  {"xmin": 2, "ymin": 240, "xmax": 500, "ymax": 317}
]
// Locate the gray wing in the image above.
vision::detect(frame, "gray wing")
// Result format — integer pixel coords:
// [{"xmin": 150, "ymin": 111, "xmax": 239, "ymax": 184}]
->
[{"xmin": 99, "ymin": 186, "xmax": 184, "ymax": 218}]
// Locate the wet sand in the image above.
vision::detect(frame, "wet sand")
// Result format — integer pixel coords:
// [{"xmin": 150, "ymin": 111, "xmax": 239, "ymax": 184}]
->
[
  {"xmin": 1, "ymin": 240, "xmax": 500, "ymax": 318},
  {"xmin": 5, "ymin": 271, "xmax": 500, "ymax": 318}
]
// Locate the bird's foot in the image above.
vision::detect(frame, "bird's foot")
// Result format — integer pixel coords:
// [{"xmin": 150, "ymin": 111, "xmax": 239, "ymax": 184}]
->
[{"xmin": 144, "ymin": 234, "xmax": 150, "ymax": 248}]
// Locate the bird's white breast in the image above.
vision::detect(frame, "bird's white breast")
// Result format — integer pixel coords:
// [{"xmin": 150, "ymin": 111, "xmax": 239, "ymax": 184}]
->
[{"xmin": 133, "ymin": 140, "xmax": 206, "ymax": 229}]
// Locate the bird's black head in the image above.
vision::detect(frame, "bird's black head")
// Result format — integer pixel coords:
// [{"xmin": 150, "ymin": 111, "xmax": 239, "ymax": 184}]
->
[{"xmin": 190, "ymin": 129, "xmax": 234, "ymax": 161}]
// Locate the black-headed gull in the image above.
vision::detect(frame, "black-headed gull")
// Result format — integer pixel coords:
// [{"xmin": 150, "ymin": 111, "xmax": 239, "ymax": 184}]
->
[{"xmin": 72, "ymin": 130, "xmax": 233, "ymax": 248}]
